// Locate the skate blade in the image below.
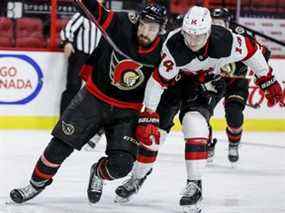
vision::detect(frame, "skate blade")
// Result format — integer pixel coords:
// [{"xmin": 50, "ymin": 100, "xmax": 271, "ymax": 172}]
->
[
  {"xmin": 206, "ymin": 157, "xmax": 214, "ymax": 164},
  {"xmin": 114, "ymin": 195, "xmax": 130, "ymax": 204},
  {"xmin": 182, "ymin": 205, "xmax": 202, "ymax": 213},
  {"xmin": 230, "ymin": 161, "xmax": 238, "ymax": 168},
  {"xmin": 88, "ymin": 202, "xmax": 98, "ymax": 206}
]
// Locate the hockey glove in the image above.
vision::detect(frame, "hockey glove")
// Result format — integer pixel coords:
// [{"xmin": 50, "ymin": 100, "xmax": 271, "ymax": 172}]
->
[
  {"xmin": 135, "ymin": 111, "xmax": 160, "ymax": 151},
  {"xmin": 255, "ymin": 69, "xmax": 282, "ymax": 107}
]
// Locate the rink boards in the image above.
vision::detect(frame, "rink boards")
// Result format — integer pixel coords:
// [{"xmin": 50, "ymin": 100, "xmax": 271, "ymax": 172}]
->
[{"xmin": 0, "ymin": 50, "xmax": 284, "ymax": 131}]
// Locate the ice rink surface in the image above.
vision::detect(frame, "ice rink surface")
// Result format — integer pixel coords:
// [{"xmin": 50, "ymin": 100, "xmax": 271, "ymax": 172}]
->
[{"xmin": 0, "ymin": 130, "xmax": 285, "ymax": 213}]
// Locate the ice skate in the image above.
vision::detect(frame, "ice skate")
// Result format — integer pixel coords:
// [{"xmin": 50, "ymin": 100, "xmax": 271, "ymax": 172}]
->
[
  {"xmin": 207, "ymin": 138, "xmax": 217, "ymax": 163},
  {"xmin": 180, "ymin": 180, "xmax": 202, "ymax": 213},
  {"xmin": 114, "ymin": 169, "xmax": 153, "ymax": 203},
  {"xmin": 10, "ymin": 179, "xmax": 52, "ymax": 204},
  {"xmin": 87, "ymin": 163, "xmax": 104, "ymax": 204},
  {"xmin": 228, "ymin": 142, "xmax": 239, "ymax": 166}
]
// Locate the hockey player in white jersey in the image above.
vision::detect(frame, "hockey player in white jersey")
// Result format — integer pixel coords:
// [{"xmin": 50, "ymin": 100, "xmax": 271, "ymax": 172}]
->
[
  {"xmin": 129, "ymin": 5, "xmax": 282, "ymax": 213},
  {"xmin": 207, "ymin": 8, "xmax": 272, "ymax": 165}
]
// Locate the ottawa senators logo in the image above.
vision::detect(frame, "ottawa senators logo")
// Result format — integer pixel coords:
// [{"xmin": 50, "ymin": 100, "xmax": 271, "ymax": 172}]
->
[{"xmin": 110, "ymin": 52, "xmax": 145, "ymax": 90}]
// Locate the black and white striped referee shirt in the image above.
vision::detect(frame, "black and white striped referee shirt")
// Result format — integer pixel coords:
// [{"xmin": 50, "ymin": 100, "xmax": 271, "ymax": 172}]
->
[{"xmin": 60, "ymin": 12, "xmax": 102, "ymax": 55}]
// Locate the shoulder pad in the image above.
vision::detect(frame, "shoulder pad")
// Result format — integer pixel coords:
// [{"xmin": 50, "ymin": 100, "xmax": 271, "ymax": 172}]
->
[
  {"xmin": 209, "ymin": 25, "xmax": 233, "ymax": 58},
  {"xmin": 165, "ymin": 29, "xmax": 196, "ymax": 66}
]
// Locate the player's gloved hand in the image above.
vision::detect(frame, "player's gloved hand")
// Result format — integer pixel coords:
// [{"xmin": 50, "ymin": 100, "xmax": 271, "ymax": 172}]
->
[
  {"xmin": 135, "ymin": 110, "xmax": 160, "ymax": 151},
  {"xmin": 255, "ymin": 69, "xmax": 282, "ymax": 107}
]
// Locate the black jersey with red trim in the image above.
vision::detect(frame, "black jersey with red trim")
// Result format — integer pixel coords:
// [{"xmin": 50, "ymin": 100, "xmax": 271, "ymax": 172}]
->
[{"xmin": 80, "ymin": 1, "xmax": 166, "ymax": 111}]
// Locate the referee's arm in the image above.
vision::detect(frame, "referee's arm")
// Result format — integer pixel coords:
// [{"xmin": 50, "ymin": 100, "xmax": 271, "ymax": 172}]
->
[{"xmin": 60, "ymin": 12, "xmax": 101, "ymax": 55}]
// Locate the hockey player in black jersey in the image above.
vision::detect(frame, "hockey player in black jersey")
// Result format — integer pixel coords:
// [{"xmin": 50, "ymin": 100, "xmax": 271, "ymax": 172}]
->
[
  {"xmin": 9, "ymin": 2, "xmax": 178, "ymax": 205},
  {"xmin": 137, "ymin": 6, "xmax": 282, "ymax": 213},
  {"xmin": 207, "ymin": 8, "xmax": 272, "ymax": 164}
]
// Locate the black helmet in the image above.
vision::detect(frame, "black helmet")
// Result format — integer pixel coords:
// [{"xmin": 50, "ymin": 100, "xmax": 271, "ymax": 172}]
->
[
  {"xmin": 140, "ymin": 4, "xmax": 167, "ymax": 25},
  {"xmin": 210, "ymin": 8, "xmax": 232, "ymax": 23}
]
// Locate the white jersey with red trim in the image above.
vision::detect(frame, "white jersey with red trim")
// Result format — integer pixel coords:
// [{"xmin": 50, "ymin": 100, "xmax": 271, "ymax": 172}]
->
[{"xmin": 144, "ymin": 25, "xmax": 271, "ymax": 111}]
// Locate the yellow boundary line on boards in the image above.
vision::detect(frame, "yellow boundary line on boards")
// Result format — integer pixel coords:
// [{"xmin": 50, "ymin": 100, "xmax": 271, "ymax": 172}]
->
[{"xmin": 0, "ymin": 116, "xmax": 284, "ymax": 132}]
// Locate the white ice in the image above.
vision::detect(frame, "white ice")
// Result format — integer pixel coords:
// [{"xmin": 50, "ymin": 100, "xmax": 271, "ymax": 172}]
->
[{"xmin": 0, "ymin": 130, "xmax": 285, "ymax": 213}]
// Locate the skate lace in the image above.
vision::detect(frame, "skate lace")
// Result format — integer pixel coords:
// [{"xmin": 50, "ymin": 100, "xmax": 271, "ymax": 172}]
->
[
  {"xmin": 229, "ymin": 146, "xmax": 238, "ymax": 156},
  {"xmin": 20, "ymin": 184, "xmax": 39, "ymax": 198},
  {"xmin": 121, "ymin": 175, "xmax": 141, "ymax": 192},
  {"xmin": 181, "ymin": 182, "xmax": 200, "ymax": 197},
  {"xmin": 90, "ymin": 174, "xmax": 103, "ymax": 192}
]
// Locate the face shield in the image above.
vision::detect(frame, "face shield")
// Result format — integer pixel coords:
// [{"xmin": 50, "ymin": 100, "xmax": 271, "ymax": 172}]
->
[{"xmin": 182, "ymin": 30, "xmax": 210, "ymax": 52}]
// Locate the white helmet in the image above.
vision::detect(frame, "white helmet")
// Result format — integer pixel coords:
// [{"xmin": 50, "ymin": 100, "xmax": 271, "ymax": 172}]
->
[{"xmin": 182, "ymin": 6, "xmax": 212, "ymax": 35}]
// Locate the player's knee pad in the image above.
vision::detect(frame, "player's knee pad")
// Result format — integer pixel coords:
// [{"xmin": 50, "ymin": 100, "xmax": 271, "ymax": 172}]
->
[
  {"xmin": 225, "ymin": 100, "xmax": 244, "ymax": 128},
  {"xmin": 107, "ymin": 151, "xmax": 135, "ymax": 179},
  {"xmin": 44, "ymin": 137, "xmax": 74, "ymax": 164},
  {"xmin": 182, "ymin": 111, "xmax": 209, "ymax": 138}
]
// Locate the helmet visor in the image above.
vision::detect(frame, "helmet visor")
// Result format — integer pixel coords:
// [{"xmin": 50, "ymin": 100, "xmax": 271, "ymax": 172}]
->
[{"xmin": 182, "ymin": 30, "xmax": 209, "ymax": 51}]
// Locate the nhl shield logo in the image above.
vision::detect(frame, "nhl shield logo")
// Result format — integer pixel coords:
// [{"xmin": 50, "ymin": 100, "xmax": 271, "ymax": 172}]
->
[{"xmin": 62, "ymin": 121, "xmax": 75, "ymax": 136}]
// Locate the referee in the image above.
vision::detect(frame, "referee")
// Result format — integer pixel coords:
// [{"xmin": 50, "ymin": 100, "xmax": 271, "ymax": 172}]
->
[{"xmin": 60, "ymin": 12, "xmax": 102, "ymax": 114}]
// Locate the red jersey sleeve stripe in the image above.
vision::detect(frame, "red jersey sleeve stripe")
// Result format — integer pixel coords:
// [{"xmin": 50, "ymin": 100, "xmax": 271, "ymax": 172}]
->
[
  {"xmin": 152, "ymin": 67, "xmax": 168, "ymax": 87},
  {"xmin": 242, "ymin": 36, "xmax": 258, "ymax": 61}
]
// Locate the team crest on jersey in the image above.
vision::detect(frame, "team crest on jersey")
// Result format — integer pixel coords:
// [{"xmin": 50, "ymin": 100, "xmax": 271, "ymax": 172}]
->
[
  {"xmin": 110, "ymin": 52, "xmax": 144, "ymax": 91},
  {"xmin": 221, "ymin": 62, "xmax": 236, "ymax": 76},
  {"xmin": 62, "ymin": 121, "xmax": 75, "ymax": 136}
]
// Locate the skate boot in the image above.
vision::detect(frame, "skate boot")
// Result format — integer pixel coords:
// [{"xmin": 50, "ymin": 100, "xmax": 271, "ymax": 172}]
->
[
  {"xmin": 10, "ymin": 179, "xmax": 52, "ymax": 203},
  {"xmin": 180, "ymin": 180, "xmax": 202, "ymax": 213},
  {"xmin": 114, "ymin": 169, "xmax": 153, "ymax": 203},
  {"xmin": 228, "ymin": 142, "xmax": 239, "ymax": 163},
  {"xmin": 207, "ymin": 138, "xmax": 217, "ymax": 163},
  {"xmin": 87, "ymin": 163, "xmax": 104, "ymax": 204}
]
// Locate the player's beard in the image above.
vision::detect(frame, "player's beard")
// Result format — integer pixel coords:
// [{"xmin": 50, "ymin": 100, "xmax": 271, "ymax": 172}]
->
[{"xmin": 137, "ymin": 34, "xmax": 152, "ymax": 47}]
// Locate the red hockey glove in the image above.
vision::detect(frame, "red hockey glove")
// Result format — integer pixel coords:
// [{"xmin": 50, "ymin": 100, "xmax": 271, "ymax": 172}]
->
[
  {"xmin": 255, "ymin": 69, "xmax": 282, "ymax": 107},
  {"xmin": 135, "ymin": 111, "xmax": 160, "ymax": 151}
]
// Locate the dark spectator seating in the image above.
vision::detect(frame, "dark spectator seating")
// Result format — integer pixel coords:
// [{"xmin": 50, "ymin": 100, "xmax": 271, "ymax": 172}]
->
[
  {"xmin": 169, "ymin": 0, "xmax": 193, "ymax": 15},
  {"xmin": 208, "ymin": 0, "xmax": 283, "ymax": 13},
  {"xmin": 47, "ymin": 18, "xmax": 69, "ymax": 47},
  {"xmin": 0, "ymin": 17, "xmax": 13, "ymax": 47},
  {"xmin": 15, "ymin": 17, "xmax": 46, "ymax": 48},
  {"xmin": 56, "ymin": 18, "xmax": 69, "ymax": 46}
]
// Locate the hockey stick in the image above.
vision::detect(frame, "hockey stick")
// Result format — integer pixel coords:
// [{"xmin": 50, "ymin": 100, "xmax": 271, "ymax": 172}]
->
[
  {"xmin": 73, "ymin": 0, "xmax": 129, "ymax": 58},
  {"xmin": 73, "ymin": 0, "xmax": 154, "ymax": 68},
  {"xmin": 231, "ymin": 21, "xmax": 285, "ymax": 47}
]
